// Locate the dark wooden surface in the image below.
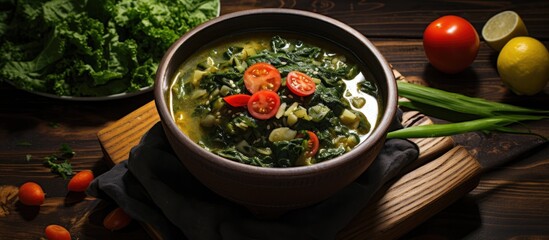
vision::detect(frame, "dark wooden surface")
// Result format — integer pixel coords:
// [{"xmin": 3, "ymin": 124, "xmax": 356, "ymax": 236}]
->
[{"xmin": 1, "ymin": 1, "xmax": 548, "ymax": 239}]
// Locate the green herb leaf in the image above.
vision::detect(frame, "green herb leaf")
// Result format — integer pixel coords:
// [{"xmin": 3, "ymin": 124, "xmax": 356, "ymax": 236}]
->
[
  {"xmin": 59, "ymin": 143, "xmax": 75, "ymax": 158},
  {"xmin": 44, "ymin": 158, "xmax": 73, "ymax": 179},
  {"xmin": 42, "ymin": 143, "xmax": 76, "ymax": 179}
]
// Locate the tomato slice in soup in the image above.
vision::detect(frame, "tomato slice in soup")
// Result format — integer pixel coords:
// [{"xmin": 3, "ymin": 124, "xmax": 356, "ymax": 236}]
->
[
  {"xmin": 286, "ymin": 71, "xmax": 316, "ymax": 96},
  {"xmin": 305, "ymin": 131, "xmax": 319, "ymax": 157},
  {"xmin": 223, "ymin": 94, "xmax": 251, "ymax": 107},
  {"xmin": 247, "ymin": 90, "xmax": 281, "ymax": 120},
  {"xmin": 244, "ymin": 62, "xmax": 281, "ymax": 93}
]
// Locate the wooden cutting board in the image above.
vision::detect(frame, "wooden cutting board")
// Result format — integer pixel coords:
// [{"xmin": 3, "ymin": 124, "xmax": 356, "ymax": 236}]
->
[{"xmin": 97, "ymin": 76, "xmax": 481, "ymax": 240}]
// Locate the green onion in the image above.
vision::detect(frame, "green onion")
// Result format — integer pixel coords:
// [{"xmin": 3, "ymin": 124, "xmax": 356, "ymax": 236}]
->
[
  {"xmin": 387, "ymin": 116, "xmax": 542, "ymax": 139},
  {"xmin": 388, "ymin": 81, "xmax": 549, "ymax": 139},
  {"xmin": 397, "ymin": 81, "xmax": 549, "ymax": 117}
]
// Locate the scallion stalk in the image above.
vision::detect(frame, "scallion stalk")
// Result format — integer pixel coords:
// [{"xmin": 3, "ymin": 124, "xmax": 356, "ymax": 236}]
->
[
  {"xmin": 397, "ymin": 81, "xmax": 549, "ymax": 117},
  {"xmin": 387, "ymin": 116, "xmax": 543, "ymax": 139},
  {"xmin": 388, "ymin": 81, "xmax": 549, "ymax": 139}
]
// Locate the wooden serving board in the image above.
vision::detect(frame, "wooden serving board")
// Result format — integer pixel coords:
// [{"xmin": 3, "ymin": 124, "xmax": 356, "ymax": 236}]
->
[{"xmin": 97, "ymin": 79, "xmax": 481, "ymax": 239}]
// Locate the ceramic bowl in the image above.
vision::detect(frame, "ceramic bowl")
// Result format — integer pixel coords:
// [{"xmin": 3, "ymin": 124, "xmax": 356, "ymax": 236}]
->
[{"xmin": 154, "ymin": 8, "xmax": 397, "ymax": 216}]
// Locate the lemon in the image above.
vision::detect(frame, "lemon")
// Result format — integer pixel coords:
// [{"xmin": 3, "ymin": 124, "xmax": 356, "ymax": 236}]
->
[
  {"xmin": 497, "ymin": 36, "xmax": 549, "ymax": 96},
  {"xmin": 482, "ymin": 10, "xmax": 528, "ymax": 51}
]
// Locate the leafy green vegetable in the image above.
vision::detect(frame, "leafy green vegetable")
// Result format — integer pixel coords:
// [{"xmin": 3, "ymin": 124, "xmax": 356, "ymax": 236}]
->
[
  {"xmin": 44, "ymin": 157, "xmax": 73, "ymax": 179},
  {"xmin": 0, "ymin": 0, "xmax": 219, "ymax": 97},
  {"xmin": 216, "ymin": 147, "xmax": 273, "ymax": 168},
  {"xmin": 42, "ymin": 144, "xmax": 76, "ymax": 179},
  {"xmin": 316, "ymin": 146, "xmax": 346, "ymax": 162},
  {"xmin": 272, "ymin": 139, "xmax": 306, "ymax": 167}
]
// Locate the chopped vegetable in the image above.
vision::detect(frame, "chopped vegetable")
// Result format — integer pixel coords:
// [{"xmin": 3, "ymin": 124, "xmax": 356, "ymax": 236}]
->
[
  {"xmin": 339, "ymin": 109, "xmax": 358, "ymax": 126},
  {"xmin": 308, "ymin": 104, "xmax": 331, "ymax": 122},
  {"xmin": 247, "ymin": 90, "xmax": 281, "ymax": 120},
  {"xmin": 286, "ymin": 71, "xmax": 316, "ymax": 96},
  {"xmin": 243, "ymin": 62, "xmax": 282, "ymax": 93},
  {"xmin": 223, "ymin": 94, "xmax": 251, "ymax": 107},
  {"xmin": 269, "ymin": 127, "xmax": 298, "ymax": 142},
  {"xmin": 304, "ymin": 131, "xmax": 320, "ymax": 157}
]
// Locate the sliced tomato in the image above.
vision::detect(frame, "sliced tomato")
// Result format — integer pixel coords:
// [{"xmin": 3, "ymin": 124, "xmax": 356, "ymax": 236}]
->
[
  {"xmin": 247, "ymin": 90, "xmax": 281, "ymax": 120},
  {"xmin": 244, "ymin": 62, "xmax": 281, "ymax": 93},
  {"xmin": 223, "ymin": 94, "xmax": 251, "ymax": 107},
  {"xmin": 286, "ymin": 71, "xmax": 316, "ymax": 96},
  {"xmin": 304, "ymin": 131, "xmax": 319, "ymax": 157}
]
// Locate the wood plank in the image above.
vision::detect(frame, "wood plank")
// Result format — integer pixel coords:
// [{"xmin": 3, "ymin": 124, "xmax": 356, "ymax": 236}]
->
[
  {"xmin": 338, "ymin": 146, "xmax": 481, "ymax": 239},
  {"xmin": 97, "ymin": 101, "xmax": 160, "ymax": 166},
  {"xmin": 401, "ymin": 111, "xmax": 455, "ymax": 172}
]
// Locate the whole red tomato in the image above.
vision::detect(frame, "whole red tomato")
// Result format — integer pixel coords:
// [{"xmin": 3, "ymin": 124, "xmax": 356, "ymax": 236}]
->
[
  {"xmin": 103, "ymin": 207, "xmax": 132, "ymax": 231},
  {"xmin": 18, "ymin": 182, "xmax": 45, "ymax": 206},
  {"xmin": 68, "ymin": 170, "xmax": 94, "ymax": 192},
  {"xmin": 44, "ymin": 224, "xmax": 71, "ymax": 240},
  {"xmin": 423, "ymin": 15, "xmax": 480, "ymax": 74}
]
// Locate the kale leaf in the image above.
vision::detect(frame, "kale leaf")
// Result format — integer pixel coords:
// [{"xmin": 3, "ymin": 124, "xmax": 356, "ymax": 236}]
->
[{"xmin": 0, "ymin": 0, "xmax": 219, "ymax": 97}]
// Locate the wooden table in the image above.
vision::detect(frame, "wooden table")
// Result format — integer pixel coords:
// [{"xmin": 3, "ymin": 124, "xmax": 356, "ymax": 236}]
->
[{"xmin": 1, "ymin": 1, "xmax": 548, "ymax": 239}]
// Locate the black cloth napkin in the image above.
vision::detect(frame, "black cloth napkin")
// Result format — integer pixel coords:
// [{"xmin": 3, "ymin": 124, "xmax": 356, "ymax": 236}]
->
[{"xmin": 87, "ymin": 111, "xmax": 419, "ymax": 240}]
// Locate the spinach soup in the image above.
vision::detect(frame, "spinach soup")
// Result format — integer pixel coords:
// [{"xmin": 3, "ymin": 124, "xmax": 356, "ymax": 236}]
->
[{"xmin": 168, "ymin": 34, "xmax": 382, "ymax": 168}]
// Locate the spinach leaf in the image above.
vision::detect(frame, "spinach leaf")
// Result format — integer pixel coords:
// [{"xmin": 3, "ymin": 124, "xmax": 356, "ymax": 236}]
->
[
  {"xmin": 316, "ymin": 146, "xmax": 346, "ymax": 162},
  {"xmin": 358, "ymin": 78, "xmax": 378, "ymax": 96},
  {"xmin": 199, "ymin": 71, "xmax": 242, "ymax": 93},
  {"xmin": 309, "ymin": 84, "xmax": 347, "ymax": 114},
  {"xmin": 273, "ymin": 138, "xmax": 305, "ymax": 167},
  {"xmin": 216, "ymin": 147, "xmax": 273, "ymax": 168}
]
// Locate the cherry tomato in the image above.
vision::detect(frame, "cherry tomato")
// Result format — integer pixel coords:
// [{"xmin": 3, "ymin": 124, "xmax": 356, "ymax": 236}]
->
[
  {"xmin": 44, "ymin": 224, "xmax": 71, "ymax": 240},
  {"xmin": 243, "ymin": 62, "xmax": 281, "ymax": 93},
  {"xmin": 286, "ymin": 71, "xmax": 316, "ymax": 96},
  {"xmin": 103, "ymin": 207, "xmax": 132, "ymax": 231},
  {"xmin": 18, "ymin": 182, "xmax": 45, "ymax": 206},
  {"xmin": 67, "ymin": 170, "xmax": 94, "ymax": 192},
  {"xmin": 247, "ymin": 90, "xmax": 281, "ymax": 120},
  {"xmin": 423, "ymin": 15, "xmax": 479, "ymax": 74},
  {"xmin": 223, "ymin": 94, "xmax": 251, "ymax": 107},
  {"xmin": 305, "ymin": 131, "xmax": 320, "ymax": 157}
]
